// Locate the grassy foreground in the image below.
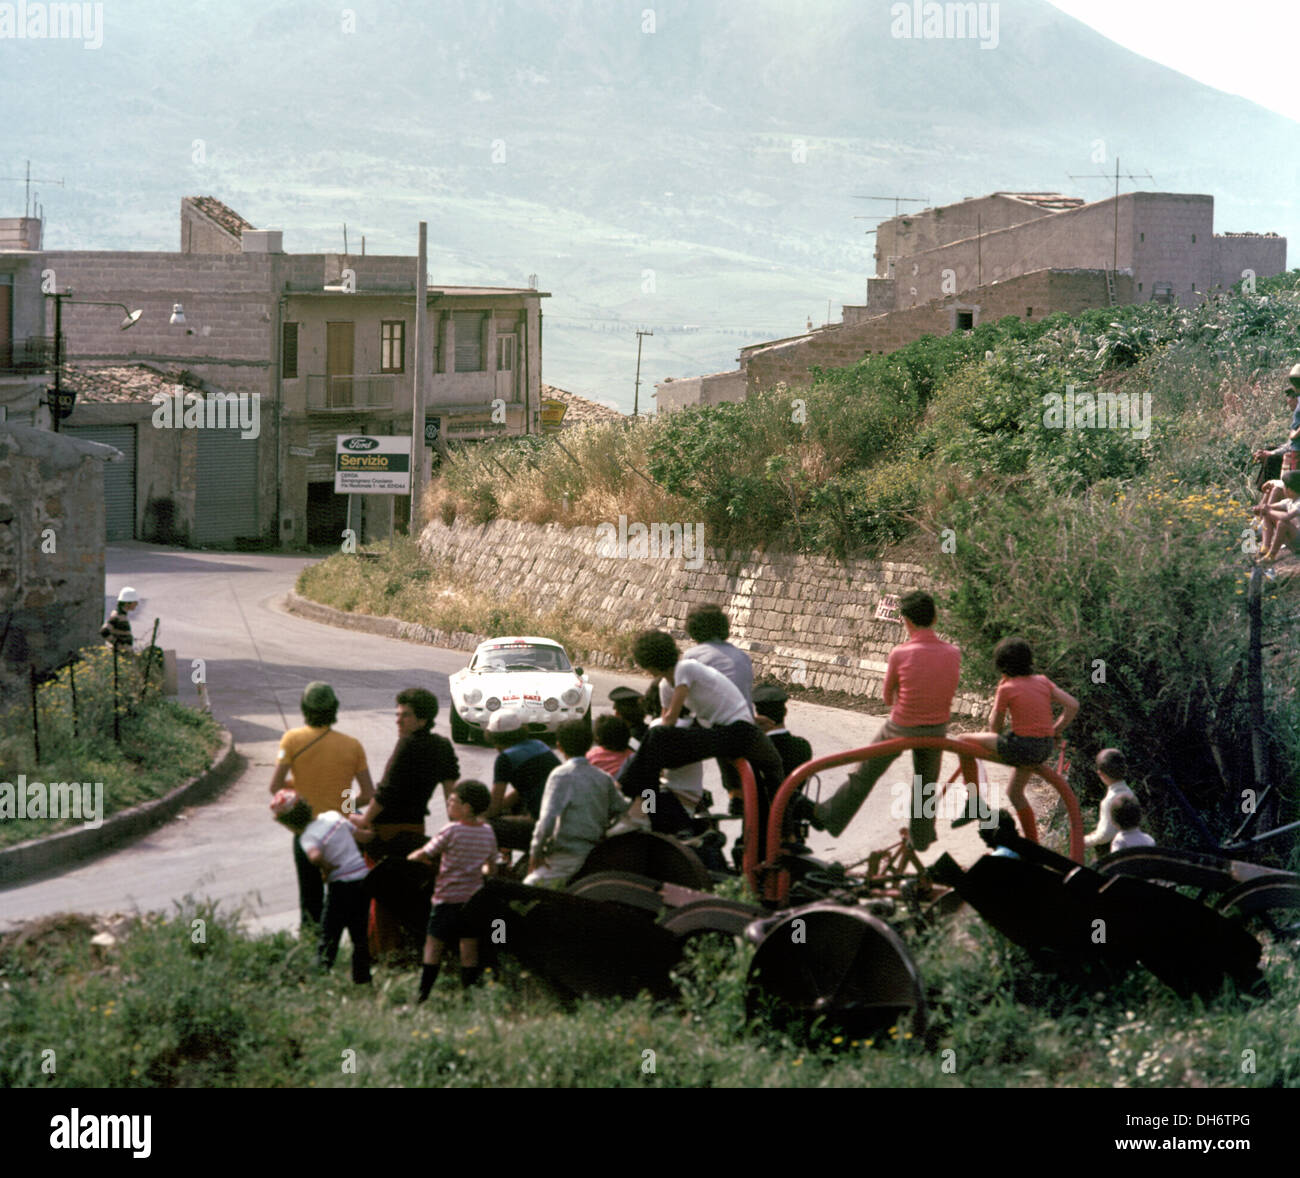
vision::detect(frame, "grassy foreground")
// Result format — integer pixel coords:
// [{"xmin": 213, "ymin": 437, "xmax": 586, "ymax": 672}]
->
[
  {"xmin": 0, "ymin": 646, "xmax": 223, "ymax": 848},
  {"xmin": 2, "ymin": 898, "xmax": 1295, "ymax": 1088}
]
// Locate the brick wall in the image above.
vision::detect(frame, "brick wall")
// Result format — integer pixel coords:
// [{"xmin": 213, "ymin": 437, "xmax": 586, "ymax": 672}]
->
[{"xmin": 417, "ymin": 516, "xmax": 985, "ymax": 716}]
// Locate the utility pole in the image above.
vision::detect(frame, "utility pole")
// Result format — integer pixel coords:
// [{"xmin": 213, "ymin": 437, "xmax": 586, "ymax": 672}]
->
[
  {"xmin": 633, "ymin": 329, "xmax": 653, "ymax": 416},
  {"xmin": 1068, "ymin": 158, "xmax": 1154, "ymax": 277},
  {"xmin": 409, "ymin": 221, "xmax": 428, "ymax": 533}
]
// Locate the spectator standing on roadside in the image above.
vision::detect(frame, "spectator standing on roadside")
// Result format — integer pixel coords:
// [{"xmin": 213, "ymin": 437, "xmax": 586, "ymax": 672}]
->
[
  {"xmin": 269, "ymin": 682, "xmax": 374, "ymax": 928},
  {"xmin": 353, "ymin": 687, "xmax": 459, "ymax": 954}
]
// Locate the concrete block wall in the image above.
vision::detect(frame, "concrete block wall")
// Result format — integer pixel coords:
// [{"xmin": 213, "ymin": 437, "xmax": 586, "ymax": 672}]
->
[
  {"xmin": 0, "ymin": 426, "xmax": 108, "ymax": 697},
  {"xmin": 1211, "ymin": 235, "xmax": 1288, "ymax": 293},
  {"xmin": 41, "ymin": 251, "xmax": 277, "ymax": 394},
  {"xmin": 1128, "ymin": 194, "xmax": 1214, "ymax": 305},
  {"xmin": 417, "ymin": 516, "xmax": 986, "ymax": 716},
  {"xmin": 875, "ymin": 194, "xmax": 1059, "ymax": 276},
  {"xmin": 742, "ymin": 269, "xmax": 1131, "ymax": 394}
]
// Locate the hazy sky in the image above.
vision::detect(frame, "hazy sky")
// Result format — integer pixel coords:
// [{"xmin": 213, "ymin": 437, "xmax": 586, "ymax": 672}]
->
[{"xmin": 1047, "ymin": 1, "xmax": 1300, "ymax": 122}]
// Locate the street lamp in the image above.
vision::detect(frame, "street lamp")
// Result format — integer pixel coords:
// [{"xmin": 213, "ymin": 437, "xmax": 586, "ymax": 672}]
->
[{"xmin": 44, "ymin": 291, "xmax": 143, "ymax": 432}]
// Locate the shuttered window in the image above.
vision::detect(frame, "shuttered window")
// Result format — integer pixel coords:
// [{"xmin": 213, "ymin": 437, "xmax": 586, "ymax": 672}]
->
[
  {"xmin": 282, "ymin": 321, "xmax": 299, "ymax": 379},
  {"xmin": 381, "ymin": 321, "xmax": 405, "ymax": 373},
  {"xmin": 454, "ymin": 312, "xmax": 484, "ymax": 372}
]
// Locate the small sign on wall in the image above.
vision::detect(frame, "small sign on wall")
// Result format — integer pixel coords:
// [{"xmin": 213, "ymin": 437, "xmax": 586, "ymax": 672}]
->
[{"xmin": 875, "ymin": 594, "xmax": 900, "ymax": 622}]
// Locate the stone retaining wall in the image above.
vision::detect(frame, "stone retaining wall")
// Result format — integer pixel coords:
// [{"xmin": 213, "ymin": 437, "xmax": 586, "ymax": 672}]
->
[{"xmin": 418, "ymin": 517, "xmax": 985, "ymax": 717}]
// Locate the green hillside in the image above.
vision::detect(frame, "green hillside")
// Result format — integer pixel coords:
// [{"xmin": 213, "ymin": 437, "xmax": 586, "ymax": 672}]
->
[{"xmin": 427, "ymin": 275, "xmax": 1300, "ymax": 857}]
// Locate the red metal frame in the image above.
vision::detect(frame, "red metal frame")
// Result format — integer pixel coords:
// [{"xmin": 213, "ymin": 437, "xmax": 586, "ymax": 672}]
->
[{"xmin": 736, "ymin": 737, "xmax": 1084, "ymax": 903}]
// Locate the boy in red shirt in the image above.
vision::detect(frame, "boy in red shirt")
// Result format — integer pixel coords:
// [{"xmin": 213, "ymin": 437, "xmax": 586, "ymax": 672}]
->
[
  {"xmin": 806, "ymin": 591, "xmax": 960, "ymax": 847},
  {"xmin": 408, "ymin": 780, "xmax": 497, "ymax": 1000}
]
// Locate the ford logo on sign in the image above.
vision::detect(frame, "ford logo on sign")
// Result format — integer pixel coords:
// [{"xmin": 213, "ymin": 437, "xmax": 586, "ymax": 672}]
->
[{"xmin": 344, "ymin": 437, "xmax": 379, "ymax": 451}]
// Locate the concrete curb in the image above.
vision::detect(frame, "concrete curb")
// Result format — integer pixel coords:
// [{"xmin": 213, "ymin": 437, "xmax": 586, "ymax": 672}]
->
[
  {"xmin": 281, "ymin": 589, "xmax": 631, "ymax": 670},
  {"xmin": 0, "ymin": 728, "xmax": 240, "ymax": 888}
]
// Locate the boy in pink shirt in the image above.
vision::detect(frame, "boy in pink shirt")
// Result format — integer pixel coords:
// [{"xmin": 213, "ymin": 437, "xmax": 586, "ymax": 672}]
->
[
  {"xmin": 808, "ymin": 591, "xmax": 960, "ymax": 847},
  {"xmin": 408, "ymin": 780, "xmax": 497, "ymax": 1000}
]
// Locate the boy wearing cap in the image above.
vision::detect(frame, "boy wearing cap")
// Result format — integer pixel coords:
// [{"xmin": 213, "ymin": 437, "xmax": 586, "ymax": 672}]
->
[
  {"xmin": 1253, "ymin": 365, "xmax": 1300, "ymax": 477},
  {"xmin": 608, "ymin": 686, "xmax": 649, "ymax": 748},
  {"xmin": 271, "ymin": 789, "xmax": 374, "ymax": 984},
  {"xmin": 269, "ymin": 682, "xmax": 374, "ymax": 927},
  {"xmin": 100, "ymin": 587, "xmax": 139, "ymax": 650},
  {"xmin": 752, "ymin": 685, "xmax": 813, "ymax": 780},
  {"xmin": 486, "ymin": 710, "xmax": 560, "ymax": 851}
]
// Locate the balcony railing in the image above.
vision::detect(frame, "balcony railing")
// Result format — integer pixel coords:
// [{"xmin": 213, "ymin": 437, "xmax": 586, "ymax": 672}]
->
[
  {"xmin": 0, "ymin": 335, "xmax": 60, "ymax": 376},
  {"xmin": 305, "ymin": 374, "xmax": 397, "ymax": 411}
]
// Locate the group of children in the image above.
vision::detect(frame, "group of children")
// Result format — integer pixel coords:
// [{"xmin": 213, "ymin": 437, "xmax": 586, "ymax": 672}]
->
[{"xmin": 271, "ymin": 590, "xmax": 1162, "ymax": 1001}]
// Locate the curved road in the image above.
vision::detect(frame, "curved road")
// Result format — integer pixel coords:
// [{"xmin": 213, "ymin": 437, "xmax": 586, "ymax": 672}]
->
[{"xmin": 2, "ymin": 543, "xmax": 1007, "ymax": 932}]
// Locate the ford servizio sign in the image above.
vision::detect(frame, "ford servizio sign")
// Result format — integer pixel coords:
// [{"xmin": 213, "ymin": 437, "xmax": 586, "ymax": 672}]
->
[{"xmin": 334, "ymin": 435, "xmax": 412, "ymax": 494}]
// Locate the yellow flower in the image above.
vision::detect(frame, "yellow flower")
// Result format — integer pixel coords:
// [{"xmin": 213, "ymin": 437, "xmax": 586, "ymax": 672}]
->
[
  {"xmin": 792, "ymin": 1058, "xmax": 803, "ymax": 1067},
  {"xmin": 832, "ymin": 1036, "xmax": 844, "ymax": 1045}
]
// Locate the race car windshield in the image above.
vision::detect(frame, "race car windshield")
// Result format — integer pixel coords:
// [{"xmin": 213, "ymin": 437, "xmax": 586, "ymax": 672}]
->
[{"xmin": 474, "ymin": 646, "xmax": 572, "ymax": 672}]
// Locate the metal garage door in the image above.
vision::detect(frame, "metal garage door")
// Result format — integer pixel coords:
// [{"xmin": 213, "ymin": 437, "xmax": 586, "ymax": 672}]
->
[
  {"xmin": 306, "ymin": 422, "xmax": 363, "ymax": 481},
  {"xmin": 196, "ymin": 423, "xmax": 260, "ymax": 545},
  {"xmin": 63, "ymin": 424, "xmax": 136, "ymax": 541}
]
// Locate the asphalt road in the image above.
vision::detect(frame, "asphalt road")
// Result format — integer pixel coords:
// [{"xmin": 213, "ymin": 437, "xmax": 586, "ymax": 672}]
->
[{"xmin": 1, "ymin": 543, "xmax": 1010, "ymax": 932}]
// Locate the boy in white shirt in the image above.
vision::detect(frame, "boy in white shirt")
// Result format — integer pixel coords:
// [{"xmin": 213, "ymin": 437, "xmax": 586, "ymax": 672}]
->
[
  {"xmin": 1110, "ymin": 797, "xmax": 1156, "ymax": 852},
  {"xmin": 1085, "ymin": 748, "xmax": 1137, "ymax": 855},
  {"xmin": 619, "ymin": 630, "xmax": 783, "ymax": 835},
  {"xmin": 272, "ymin": 789, "xmax": 374, "ymax": 984}
]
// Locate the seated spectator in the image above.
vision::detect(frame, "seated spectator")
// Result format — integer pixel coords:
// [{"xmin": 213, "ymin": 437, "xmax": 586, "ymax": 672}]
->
[
  {"xmin": 620, "ymin": 631, "xmax": 782, "ymax": 836},
  {"xmin": 525, "ymin": 720, "xmax": 629, "ymax": 887},
  {"xmin": 752, "ymin": 684, "xmax": 813, "ymax": 780},
  {"xmin": 1110, "ymin": 796, "xmax": 1156, "ymax": 852},
  {"xmin": 1085, "ymin": 748, "xmax": 1137, "ymax": 851},
  {"xmin": 1252, "ymin": 471, "xmax": 1300, "ymax": 561},
  {"xmin": 587, "ymin": 714, "xmax": 634, "ymax": 777},
  {"xmin": 608, "ymin": 686, "xmax": 649, "ymax": 748},
  {"xmin": 684, "ymin": 604, "xmax": 754, "ymax": 706},
  {"xmin": 486, "ymin": 710, "xmax": 560, "ymax": 853}
]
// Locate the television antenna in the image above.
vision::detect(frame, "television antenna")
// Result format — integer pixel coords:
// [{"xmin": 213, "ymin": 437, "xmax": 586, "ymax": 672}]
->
[
  {"xmin": 1067, "ymin": 158, "xmax": 1154, "ymax": 275},
  {"xmin": 1, "ymin": 159, "xmax": 64, "ymax": 218}
]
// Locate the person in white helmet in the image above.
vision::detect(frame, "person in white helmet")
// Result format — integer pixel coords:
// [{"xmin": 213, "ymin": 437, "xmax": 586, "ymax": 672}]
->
[{"xmin": 100, "ymin": 587, "xmax": 140, "ymax": 650}]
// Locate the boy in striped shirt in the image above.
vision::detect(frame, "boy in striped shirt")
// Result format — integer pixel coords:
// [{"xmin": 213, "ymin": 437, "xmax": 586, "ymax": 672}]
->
[{"xmin": 408, "ymin": 780, "xmax": 498, "ymax": 1000}]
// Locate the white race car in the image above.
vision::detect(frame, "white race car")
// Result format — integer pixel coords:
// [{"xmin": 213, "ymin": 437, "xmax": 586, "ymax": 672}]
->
[{"xmin": 448, "ymin": 636, "xmax": 592, "ymax": 744}]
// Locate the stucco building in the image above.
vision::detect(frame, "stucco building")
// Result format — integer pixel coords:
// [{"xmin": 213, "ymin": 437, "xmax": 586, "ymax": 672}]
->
[
  {"xmin": 4, "ymin": 198, "xmax": 550, "ymax": 546},
  {"xmin": 657, "ymin": 188, "xmax": 1287, "ymax": 406}
]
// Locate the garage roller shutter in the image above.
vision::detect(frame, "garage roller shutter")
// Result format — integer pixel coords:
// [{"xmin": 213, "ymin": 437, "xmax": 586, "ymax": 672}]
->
[
  {"xmin": 64, "ymin": 424, "xmax": 135, "ymax": 541},
  {"xmin": 196, "ymin": 424, "xmax": 259, "ymax": 545},
  {"xmin": 307, "ymin": 421, "xmax": 363, "ymax": 481}
]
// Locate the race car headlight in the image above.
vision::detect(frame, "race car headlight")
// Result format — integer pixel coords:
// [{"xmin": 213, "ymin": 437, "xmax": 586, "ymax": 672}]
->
[
  {"xmin": 544, "ymin": 697, "xmax": 560, "ymax": 712},
  {"xmin": 462, "ymin": 688, "xmax": 482, "ymax": 705},
  {"xmin": 485, "ymin": 697, "xmax": 501, "ymax": 712},
  {"xmin": 561, "ymin": 688, "xmax": 582, "ymax": 706}
]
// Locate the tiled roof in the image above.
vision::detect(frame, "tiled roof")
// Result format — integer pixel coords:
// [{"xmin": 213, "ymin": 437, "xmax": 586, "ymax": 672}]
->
[
  {"xmin": 993, "ymin": 192, "xmax": 1085, "ymax": 211},
  {"xmin": 186, "ymin": 196, "xmax": 254, "ymax": 239},
  {"xmin": 540, "ymin": 384, "xmax": 624, "ymax": 427},
  {"xmin": 60, "ymin": 364, "xmax": 210, "ymax": 403}
]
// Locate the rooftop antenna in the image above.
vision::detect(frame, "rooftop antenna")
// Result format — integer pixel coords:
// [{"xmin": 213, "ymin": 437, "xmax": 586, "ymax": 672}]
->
[
  {"xmin": 1, "ymin": 159, "xmax": 64, "ymax": 217},
  {"xmin": 1067, "ymin": 158, "xmax": 1154, "ymax": 276}
]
